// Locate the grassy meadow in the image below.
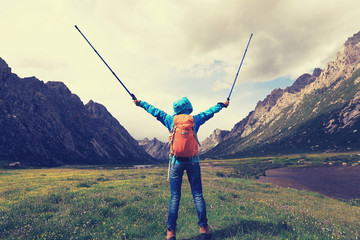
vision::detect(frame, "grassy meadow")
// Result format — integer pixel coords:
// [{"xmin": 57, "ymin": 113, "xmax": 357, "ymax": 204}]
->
[{"xmin": 0, "ymin": 154, "xmax": 360, "ymax": 240}]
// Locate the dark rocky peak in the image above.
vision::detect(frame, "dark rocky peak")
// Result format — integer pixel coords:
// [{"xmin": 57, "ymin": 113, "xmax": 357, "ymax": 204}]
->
[
  {"xmin": 85, "ymin": 100, "xmax": 121, "ymax": 128},
  {"xmin": 152, "ymin": 137, "xmax": 163, "ymax": 144},
  {"xmin": 199, "ymin": 128, "xmax": 231, "ymax": 154},
  {"xmin": 85, "ymin": 100, "xmax": 114, "ymax": 121},
  {"xmin": 285, "ymin": 68, "xmax": 322, "ymax": 94},
  {"xmin": 0, "ymin": 57, "xmax": 155, "ymax": 166},
  {"xmin": 138, "ymin": 137, "xmax": 168, "ymax": 161},
  {"xmin": 224, "ymin": 111, "xmax": 253, "ymax": 139},
  {"xmin": 256, "ymin": 88, "xmax": 284, "ymax": 109},
  {"xmin": 209, "ymin": 128, "xmax": 230, "ymax": 140},
  {"xmin": 86, "ymin": 100, "xmax": 105, "ymax": 116},
  {"xmin": 0, "ymin": 57, "xmax": 9, "ymax": 70},
  {"xmin": 313, "ymin": 68, "xmax": 322, "ymax": 77},
  {"xmin": 285, "ymin": 74, "xmax": 311, "ymax": 94},
  {"xmin": 139, "ymin": 137, "xmax": 166, "ymax": 145},
  {"xmin": 46, "ymin": 81, "xmax": 72, "ymax": 96},
  {"xmin": 345, "ymin": 31, "xmax": 360, "ymax": 46},
  {"xmin": 23, "ymin": 77, "xmax": 46, "ymax": 88},
  {"xmin": 0, "ymin": 58, "xmax": 12, "ymax": 80},
  {"xmin": 257, "ymin": 68, "xmax": 322, "ymax": 108}
]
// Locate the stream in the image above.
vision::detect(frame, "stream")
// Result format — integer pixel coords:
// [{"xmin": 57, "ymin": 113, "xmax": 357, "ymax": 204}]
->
[{"xmin": 257, "ymin": 165, "xmax": 360, "ymax": 199}]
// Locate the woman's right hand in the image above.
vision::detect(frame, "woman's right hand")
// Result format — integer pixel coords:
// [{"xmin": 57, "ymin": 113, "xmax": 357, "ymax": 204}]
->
[{"xmin": 134, "ymin": 100, "xmax": 141, "ymax": 106}]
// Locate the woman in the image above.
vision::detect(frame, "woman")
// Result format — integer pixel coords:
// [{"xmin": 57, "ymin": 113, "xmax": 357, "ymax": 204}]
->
[{"xmin": 134, "ymin": 97, "xmax": 229, "ymax": 240}]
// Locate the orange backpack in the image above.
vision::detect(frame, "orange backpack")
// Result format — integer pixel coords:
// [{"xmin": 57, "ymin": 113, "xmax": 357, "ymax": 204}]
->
[{"xmin": 169, "ymin": 114, "xmax": 201, "ymax": 157}]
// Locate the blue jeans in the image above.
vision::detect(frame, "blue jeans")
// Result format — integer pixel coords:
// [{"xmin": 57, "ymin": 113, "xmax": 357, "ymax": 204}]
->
[{"xmin": 167, "ymin": 159, "xmax": 208, "ymax": 231}]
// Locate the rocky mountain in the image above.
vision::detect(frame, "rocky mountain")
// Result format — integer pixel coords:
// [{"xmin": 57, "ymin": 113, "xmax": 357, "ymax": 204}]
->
[
  {"xmin": 203, "ymin": 31, "xmax": 360, "ymax": 158},
  {"xmin": 199, "ymin": 128, "xmax": 230, "ymax": 153},
  {"xmin": 138, "ymin": 138, "xmax": 169, "ymax": 161},
  {"xmin": 0, "ymin": 58, "xmax": 156, "ymax": 166},
  {"xmin": 200, "ymin": 68, "xmax": 321, "ymax": 151}
]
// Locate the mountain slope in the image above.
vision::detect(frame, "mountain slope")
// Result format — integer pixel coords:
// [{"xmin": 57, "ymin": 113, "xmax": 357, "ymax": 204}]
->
[
  {"xmin": 203, "ymin": 31, "xmax": 360, "ymax": 158},
  {"xmin": 199, "ymin": 128, "xmax": 230, "ymax": 153},
  {"xmin": 0, "ymin": 58, "xmax": 155, "ymax": 166},
  {"xmin": 138, "ymin": 138, "xmax": 169, "ymax": 161}
]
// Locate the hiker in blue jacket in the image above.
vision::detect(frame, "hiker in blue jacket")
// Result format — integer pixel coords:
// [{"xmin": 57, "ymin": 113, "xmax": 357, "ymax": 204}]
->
[{"xmin": 134, "ymin": 97, "xmax": 229, "ymax": 240}]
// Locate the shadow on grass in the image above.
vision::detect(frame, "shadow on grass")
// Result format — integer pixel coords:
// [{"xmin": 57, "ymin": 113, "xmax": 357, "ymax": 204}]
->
[{"xmin": 182, "ymin": 220, "xmax": 291, "ymax": 240}]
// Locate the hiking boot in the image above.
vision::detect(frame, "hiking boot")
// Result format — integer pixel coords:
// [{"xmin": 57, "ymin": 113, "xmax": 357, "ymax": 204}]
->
[
  {"xmin": 166, "ymin": 228, "xmax": 176, "ymax": 240},
  {"xmin": 200, "ymin": 225, "xmax": 212, "ymax": 240}
]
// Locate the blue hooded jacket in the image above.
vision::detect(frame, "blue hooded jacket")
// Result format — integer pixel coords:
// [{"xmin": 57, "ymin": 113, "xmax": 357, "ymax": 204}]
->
[{"xmin": 139, "ymin": 97, "xmax": 225, "ymax": 133}]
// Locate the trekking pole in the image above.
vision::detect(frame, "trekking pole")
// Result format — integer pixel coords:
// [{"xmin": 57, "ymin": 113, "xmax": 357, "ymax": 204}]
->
[
  {"xmin": 74, "ymin": 25, "xmax": 137, "ymax": 100},
  {"xmin": 227, "ymin": 33, "xmax": 253, "ymax": 101}
]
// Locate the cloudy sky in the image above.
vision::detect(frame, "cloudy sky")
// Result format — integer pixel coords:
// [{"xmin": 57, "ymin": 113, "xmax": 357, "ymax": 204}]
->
[{"xmin": 1, "ymin": 0, "xmax": 360, "ymax": 142}]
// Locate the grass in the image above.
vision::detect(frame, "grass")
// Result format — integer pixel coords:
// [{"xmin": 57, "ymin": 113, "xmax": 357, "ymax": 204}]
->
[{"xmin": 0, "ymin": 157, "xmax": 359, "ymax": 239}]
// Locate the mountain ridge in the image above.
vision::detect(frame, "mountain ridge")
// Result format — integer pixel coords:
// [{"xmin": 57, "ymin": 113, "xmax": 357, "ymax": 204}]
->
[
  {"xmin": 0, "ymin": 58, "xmax": 156, "ymax": 166},
  {"xmin": 200, "ymin": 68, "xmax": 321, "ymax": 151},
  {"xmin": 138, "ymin": 138, "xmax": 169, "ymax": 161},
  {"xmin": 202, "ymin": 31, "xmax": 360, "ymax": 158}
]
